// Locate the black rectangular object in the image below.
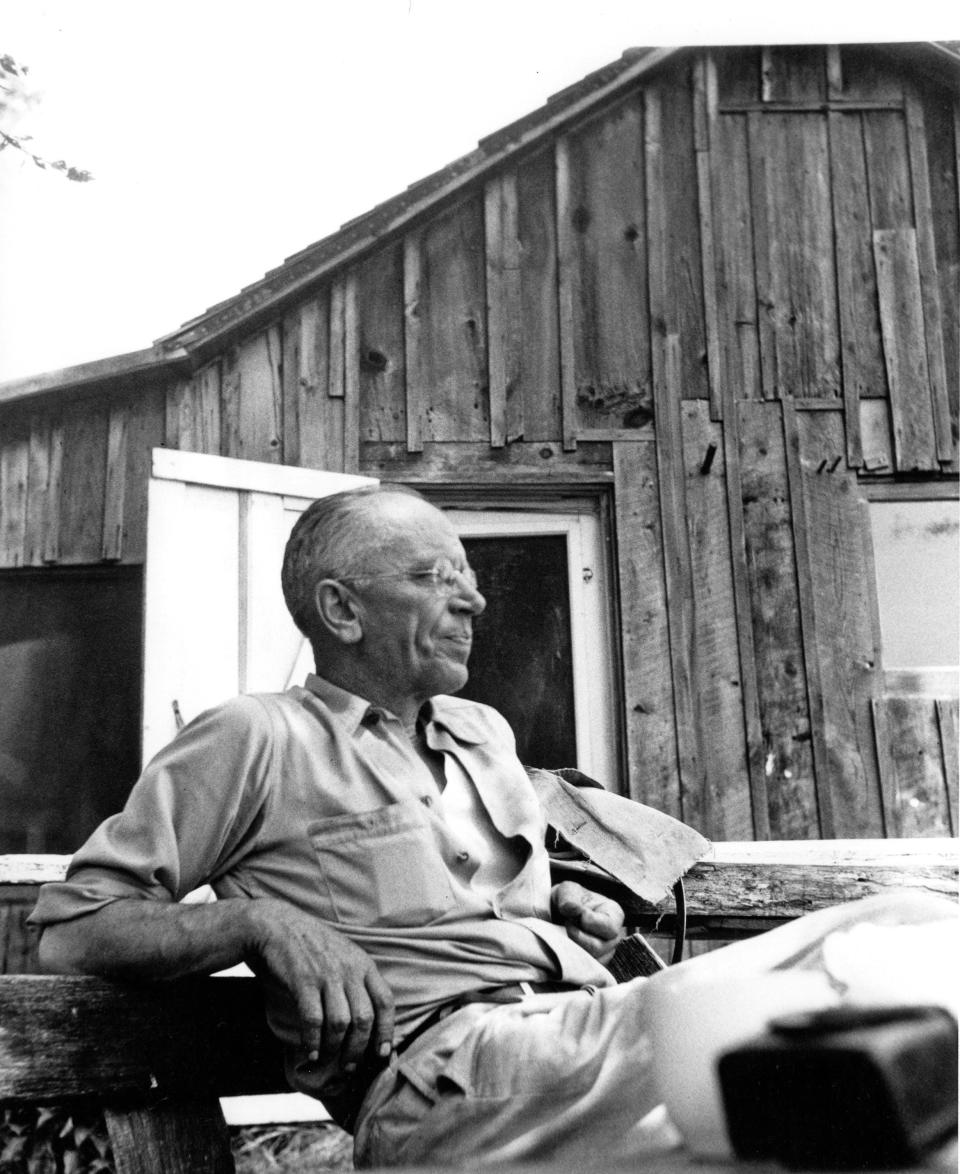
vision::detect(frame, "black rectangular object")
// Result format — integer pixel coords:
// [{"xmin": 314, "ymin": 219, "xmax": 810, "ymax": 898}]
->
[{"xmin": 718, "ymin": 1006, "xmax": 957, "ymax": 1169}]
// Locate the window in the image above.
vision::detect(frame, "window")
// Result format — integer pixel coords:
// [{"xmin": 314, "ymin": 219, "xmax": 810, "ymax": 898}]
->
[
  {"xmin": 868, "ymin": 490, "xmax": 959, "ymax": 696},
  {"xmin": 0, "ymin": 567, "xmax": 142, "ymax": 852}
]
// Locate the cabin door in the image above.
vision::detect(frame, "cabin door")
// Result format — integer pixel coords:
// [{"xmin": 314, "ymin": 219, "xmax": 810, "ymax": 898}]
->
[{"xmin": 142, "ymin": 448, "xmax": 374, "ymax": 763}]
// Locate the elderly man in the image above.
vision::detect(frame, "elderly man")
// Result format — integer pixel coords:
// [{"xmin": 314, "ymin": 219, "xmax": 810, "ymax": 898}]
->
[
  {"xmin": 32, "ymin": 485, "xmax": 952, "ymax": 1167},
  {"xmin": 33, "ymin": 485, "xmax": 666, "ymax": 1167}
]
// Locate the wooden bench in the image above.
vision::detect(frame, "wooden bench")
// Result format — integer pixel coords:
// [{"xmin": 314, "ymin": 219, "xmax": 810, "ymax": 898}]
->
[{"xmin": 2, "ymin": 842, "xmax": 957, "ymax": 1173}]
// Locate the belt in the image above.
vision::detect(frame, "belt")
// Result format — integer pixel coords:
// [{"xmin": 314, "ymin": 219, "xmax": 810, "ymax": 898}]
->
[{"xmin": 396, "ymin": 979, "xmax": 582, "ymax": 1057}]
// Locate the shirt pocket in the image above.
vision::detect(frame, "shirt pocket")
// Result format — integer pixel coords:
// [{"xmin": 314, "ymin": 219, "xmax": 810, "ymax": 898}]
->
[{"xmin": 307, "ymin": 800, "xmax": 457, "ymax": 927}]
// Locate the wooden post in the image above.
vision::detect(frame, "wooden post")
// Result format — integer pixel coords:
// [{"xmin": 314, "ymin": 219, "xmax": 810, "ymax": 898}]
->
[{"xmin": 105, "ymin": 1100, "xmax": 234, "ymax": 1174}]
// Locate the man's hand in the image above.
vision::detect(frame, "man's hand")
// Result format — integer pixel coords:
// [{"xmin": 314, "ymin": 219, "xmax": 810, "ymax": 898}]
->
[
  {"xmin": 246, "ymin": 901, "xmax": 395, "ymax": 1073},
  {"xmin": 551, "ymin": 881, "xmax": 625, "ymax": 966},
  {"xmin": 40, "ymin": 895, "xmax": 395, "ymax": 1075}
]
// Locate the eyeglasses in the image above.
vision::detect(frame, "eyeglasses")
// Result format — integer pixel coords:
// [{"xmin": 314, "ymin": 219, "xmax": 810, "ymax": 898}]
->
[{"xmin": 339, "ymin": 557, "xmax": 479, "ymax": 595}]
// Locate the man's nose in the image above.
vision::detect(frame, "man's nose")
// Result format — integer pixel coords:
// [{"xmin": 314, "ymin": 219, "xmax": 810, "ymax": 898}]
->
[{"xmin": 451, "ymin": 582, "xmax": 485, "ymax": 616}]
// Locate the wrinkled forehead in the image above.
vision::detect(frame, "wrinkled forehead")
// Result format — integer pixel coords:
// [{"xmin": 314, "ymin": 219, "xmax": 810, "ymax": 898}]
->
[{"xmin": 351, "ymin": 492, "xmax": 463, "ymax": 567}]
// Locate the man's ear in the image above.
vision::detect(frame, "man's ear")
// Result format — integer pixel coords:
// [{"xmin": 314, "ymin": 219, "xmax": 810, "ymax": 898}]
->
[{"xmin": 314, "ymin": 580, "xmax": 363, "ymax": 645}]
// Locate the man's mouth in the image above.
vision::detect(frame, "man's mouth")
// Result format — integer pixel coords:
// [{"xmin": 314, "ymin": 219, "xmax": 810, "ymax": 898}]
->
[{"xmin": 444, "ymin": 633, "xmax": 473, "ymax": 654}]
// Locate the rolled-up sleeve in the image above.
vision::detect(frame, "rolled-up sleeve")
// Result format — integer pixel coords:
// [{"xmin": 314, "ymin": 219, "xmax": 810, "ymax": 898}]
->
[{"xmin": 30, "ymin": 695, "xmax": 275, "ymax": 927}]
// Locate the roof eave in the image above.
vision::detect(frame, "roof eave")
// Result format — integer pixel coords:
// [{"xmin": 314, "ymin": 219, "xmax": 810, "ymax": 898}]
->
[{"xmin": 0, "ymin": 345, "xmax": 192, "ymax": 408}]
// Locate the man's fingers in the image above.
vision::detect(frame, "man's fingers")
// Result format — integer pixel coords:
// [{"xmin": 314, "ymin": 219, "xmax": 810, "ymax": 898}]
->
[
  {"xmin": 554, "ymin": 881, "xmax": 624, "ymax": 941},
  {"xmin": 578, "ymin": 900, "xmax": 624, "ymax": 940},
  {"xmin": 365, "ymin": 967, "xmax": 397, "ymax": 1058},
  {"xmin": 566, "ymin": 923, "xmax": 606, "ymax": 955},
  {"xmin": 320, "ymin": 985, "xmax": 355, "ymax": 1067},
  {"xmin": 566, "ymin": 922, "xmax": 621, "ymax": 963},
  {"xmin": 338, "ymin": 999, "xmax": 376, "ymax": 1072},
  {"xmin": 295, "ymin": 985, "xmax": 326, "ymax": 1061},
  {"xmin": 553, "ymin": 880, "xmax": 588, "ymax": 918}
]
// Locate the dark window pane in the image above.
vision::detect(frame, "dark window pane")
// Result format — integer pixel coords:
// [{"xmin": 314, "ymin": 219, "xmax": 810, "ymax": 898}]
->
[
  {"xmin": 0, "ymin": 568, "xmax": 142, "ymax": 853},
  {"xmin": 458, "ymin": 535, "xmax": 576, "ymax": 769}
]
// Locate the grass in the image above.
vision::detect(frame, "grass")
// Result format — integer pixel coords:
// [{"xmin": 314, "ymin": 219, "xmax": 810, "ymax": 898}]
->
[{"xmin": 232, "ymin": 1124, "xmax": 354, "ymax": 1172}]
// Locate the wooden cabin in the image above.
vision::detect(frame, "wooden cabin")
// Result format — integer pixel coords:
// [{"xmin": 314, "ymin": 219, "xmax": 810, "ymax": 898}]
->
[{"xmin": 1, "ymin": 44, "xmax": 958, "ymax": 890}]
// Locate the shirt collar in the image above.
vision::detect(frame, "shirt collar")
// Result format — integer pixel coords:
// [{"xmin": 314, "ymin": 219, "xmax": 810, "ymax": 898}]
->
[
  {"xmin": 303, "ymin": 673, "xmax": 375, "ymax": 735},
  {"xmin": 302, "ymin": 674, "xmax": 485, "ymax": 744}
]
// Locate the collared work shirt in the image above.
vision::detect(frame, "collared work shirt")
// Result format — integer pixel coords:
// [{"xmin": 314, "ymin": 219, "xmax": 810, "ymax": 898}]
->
[{"xmin": 31, "ymin": 676, "xmax": 611, "ymax": 1069}]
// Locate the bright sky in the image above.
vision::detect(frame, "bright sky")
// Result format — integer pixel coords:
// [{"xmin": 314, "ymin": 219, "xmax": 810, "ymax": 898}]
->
[{"xmin": 0, "ymin": 0, "xmax": 954, "ymax": 383}]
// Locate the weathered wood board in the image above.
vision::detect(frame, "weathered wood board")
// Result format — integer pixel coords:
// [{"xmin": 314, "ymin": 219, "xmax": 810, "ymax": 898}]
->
[
  {"xmin": 737, "ymin": 401, "xmax": 818, "ymax": 837},
  {"xmin": 516, "ymin": 147, "xmax": 562, "ymax": 441},
  {"xmin": 679, "ymin": 400, "xmax": 751, "ymax": 839},
  {"xmin": 563, "ymin": 94, "xmax": 652, "ymax": 434},
  {"xmin": 873, "ymin": 229, "xmax": 939, "ymax": 472},
  {"xmin": 658, "ymin": 69, "xmax": 708, "ymax": 402},
  {"xmin": 222, "ymin": 327, "xmax": 283, "ymax": 465},
  {"xmin": 411, "ymin": 196, "xmax": 489, "ymax": 444},
  {"xmin": 711, "ymin": 112, "xmax": 761, "ymax": 402},
  {"xmin": 357, "ymin": 243, "xmax": 406, "ymax": 446},
  {"xmin": 614, "ymin": 441, "xmax": 679, "ymax": 814},
  {"xmin": 827, "ymin": 109, "xmax": 885, "ymax": 467},
  {"xmin": 794, "ymin": 410, "xmax": 884, "ymax": 836},
  {"xmin": 873, "ymin": 695, "xmax": 956, "ymax": 837},
  {"xmin": 0, "ymin": 975, "xmax": 284, "ymax": 1103},
  {"xmin": 58, "ymin": 395, "xmax": 110, "ymax": 564},
  {"xmin": 748, "ymin": 111, "xmax": 840, "ymax": 400}
]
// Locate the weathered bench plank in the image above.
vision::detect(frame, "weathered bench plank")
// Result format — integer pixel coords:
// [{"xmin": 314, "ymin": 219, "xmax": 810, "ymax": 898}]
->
[
  {"xmin": 552, "ymin": 838, "xmax": 959, "ymax": 936},
  {"xmin": 0, "ymin": 975, "xmax": 284, "ymax": 1104},
  {"xmin": 0, "ymin": 975, "xmax": 287, "ymax": 1173}
]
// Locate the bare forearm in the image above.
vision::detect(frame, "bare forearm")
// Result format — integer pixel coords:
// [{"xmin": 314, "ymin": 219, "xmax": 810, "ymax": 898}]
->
[
  {"xmin": 38, "ymin": 897, "xmax": 263, "ymax": 980},
  {"xmin": 39, "ymin": 893, "xmax": 397, "ymax": 1070}
]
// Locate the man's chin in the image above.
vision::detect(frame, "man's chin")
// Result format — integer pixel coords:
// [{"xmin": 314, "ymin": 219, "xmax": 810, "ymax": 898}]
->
[{"xmin": 432, "ymin": 662, "xmax": 469, "ymax": 697}]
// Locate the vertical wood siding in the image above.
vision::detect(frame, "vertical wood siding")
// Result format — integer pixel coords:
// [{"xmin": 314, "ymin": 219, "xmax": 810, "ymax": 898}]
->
[
  {"xmin": 1, "ymin": 45, "xmax": 956, "ymax": 843},
  {"xmin": 561, "ymin": 93, "xmax": 652, "ymax": 435}
]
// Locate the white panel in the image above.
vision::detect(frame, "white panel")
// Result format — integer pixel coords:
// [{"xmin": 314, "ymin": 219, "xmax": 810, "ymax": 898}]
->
[
  {"xmin": 242, "ymin": 493, "xmax": 313, "ymax": 693},
  {"xmin": 142, "ymin": 479, "xmax": 240, "ymax": 763},
  {"xmin": 870, "ymin": 498, "xmax": 960, "ymax": 671},
  {"xmin": 151, "ymin": 447, "xmax": 374, "ymax": 498},
  {"xmin": 143, "ymin": 455, "xmax": 376, "ymax": 764},
  {"xmin": 220, "ymin": 1094, "xmax": 330, "ymax": 1125}
]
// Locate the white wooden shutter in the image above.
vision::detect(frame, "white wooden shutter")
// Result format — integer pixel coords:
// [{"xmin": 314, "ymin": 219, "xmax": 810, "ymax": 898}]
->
[{"xmin": 142, "ymin": 448, "xmax": 375, "ymax": 764}]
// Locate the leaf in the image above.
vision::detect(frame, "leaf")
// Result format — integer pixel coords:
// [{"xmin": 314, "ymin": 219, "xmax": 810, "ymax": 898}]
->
[
  {"xmin": 1, "ymin": 1134, "xmax": 28, "ymax": 1161},
  {"xmin": 35, "ymin": 1105, "xmax": 59, "ymax": 1131}
]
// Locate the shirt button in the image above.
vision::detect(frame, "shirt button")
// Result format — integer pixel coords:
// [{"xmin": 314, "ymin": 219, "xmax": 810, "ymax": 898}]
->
[{"xmin": 456, "ymin": 851, "xmax": 470, "ymax": 863}]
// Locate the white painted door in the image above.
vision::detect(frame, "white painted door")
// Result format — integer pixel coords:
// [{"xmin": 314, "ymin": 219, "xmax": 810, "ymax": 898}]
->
[{"xmin": 142, "ymin": 448, "xmax": 374, "ymax": 764}]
